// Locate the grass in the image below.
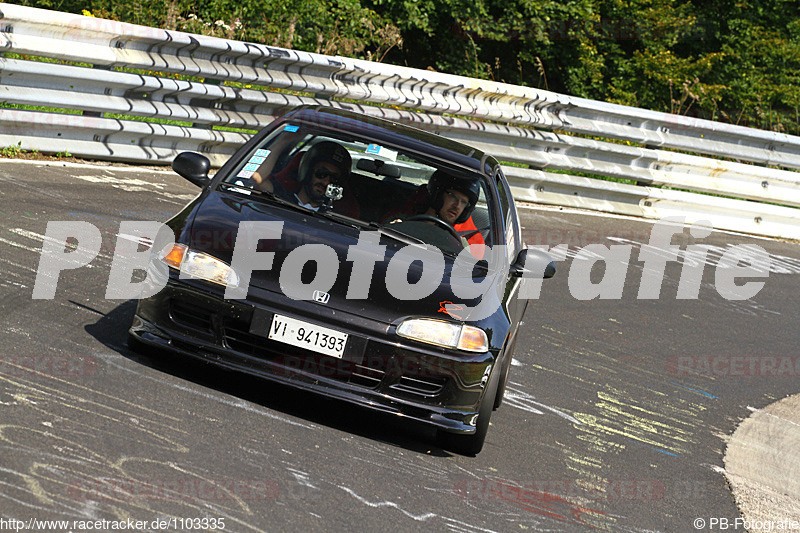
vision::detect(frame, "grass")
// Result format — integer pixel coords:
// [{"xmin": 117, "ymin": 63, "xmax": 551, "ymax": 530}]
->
[
  {"xmin": 213, "ymin": 125, "xmax": 259, "ymax": 134},
  {"xmin": 0, "ymin": 142, "xmax": 25, "ymax": 157},
  {"xmin": 0, "ymin": 102, "xmax": 82, "ymax": 115},
  {"xmin": 0, "ymin": 141, "xmax": 80, "ymax": 161},
  {"xmin": 103, "ymin": 112, "xmax": 194, "ymax": 127}
]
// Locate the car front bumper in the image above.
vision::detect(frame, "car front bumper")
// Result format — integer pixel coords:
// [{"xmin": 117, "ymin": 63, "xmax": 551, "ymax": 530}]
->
[{"xmin": 129, "ymin": 280, "xmax": 495, "ymax": 434}]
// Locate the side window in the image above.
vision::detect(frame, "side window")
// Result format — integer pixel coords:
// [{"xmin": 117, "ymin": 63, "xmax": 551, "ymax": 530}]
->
[{"xmin": 494, "ymin": 170, "xmax": 519, "ymax": 260}]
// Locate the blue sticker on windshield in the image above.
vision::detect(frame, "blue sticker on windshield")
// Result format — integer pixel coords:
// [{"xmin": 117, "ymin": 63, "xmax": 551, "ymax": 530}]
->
[
  {"xmin": 248, "ymin": 156, "xmax": 266, "ymax": 165},
  {"xmin": 365, "ymin": 144, "xmax": 398, "ymax": 161},
  {"xmin": 284, "ymin": 125, "xmax": 299, "ymax": 132},
  {"xmin": 254, "ymin": 149, "xmax": 270, "ymax": 157},
  {"xmin": 243, "ymin": 163, "xmax": 259, "ymax": 172}
]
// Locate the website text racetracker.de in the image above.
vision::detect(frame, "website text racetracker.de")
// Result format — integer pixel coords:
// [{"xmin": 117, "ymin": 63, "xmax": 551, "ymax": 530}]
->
[{"xmin": 0, "ymin": 517, "xmax": 225, "ymax": 531}]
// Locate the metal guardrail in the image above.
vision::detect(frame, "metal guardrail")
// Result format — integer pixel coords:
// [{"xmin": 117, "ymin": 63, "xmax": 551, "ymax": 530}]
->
[{"xmin": 1, "ymin": 3, "xmax": 799, "ymax": 239}]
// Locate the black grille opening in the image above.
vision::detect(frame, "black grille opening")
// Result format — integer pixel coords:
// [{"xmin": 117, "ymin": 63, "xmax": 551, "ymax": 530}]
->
[
  {"xmin": 349, "ymin": 364, "xmax": 385, "ymax": 389},
  {"xmin": 223, "ymin": 319, "xmax": 264, "ymax": 354},
  {"xmin": 170, "ymin": 299, "xmax": 214, "ymax": 332},
  {"xmin": 390, "ymin": 376, "xmax": 447, "ymax": 397}
]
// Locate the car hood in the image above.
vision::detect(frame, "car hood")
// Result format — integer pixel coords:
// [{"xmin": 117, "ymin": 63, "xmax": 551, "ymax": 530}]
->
[{"xmin": 185, "ymin": 191, "xmax": 494, "ymax": 325}]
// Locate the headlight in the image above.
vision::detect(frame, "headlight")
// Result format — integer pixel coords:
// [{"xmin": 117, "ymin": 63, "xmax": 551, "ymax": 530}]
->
[
  {"xmin": 397, "ymin": 319, "xmax": 489, "ymax": 353},
  {"xmin": 159, "ymin": 244, "xmax": 239, "ymax": 287}
]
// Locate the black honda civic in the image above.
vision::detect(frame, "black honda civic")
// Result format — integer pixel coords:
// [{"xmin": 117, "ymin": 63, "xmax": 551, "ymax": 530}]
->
[{"xmin": 129, "ymin": 106, "xmax": 554, "ymax": 454}]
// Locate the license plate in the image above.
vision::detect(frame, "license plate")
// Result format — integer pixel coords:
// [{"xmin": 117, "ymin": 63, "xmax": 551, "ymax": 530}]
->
[{"xmin": 268, "ymin": 314, "xmax": 348, "ymax": 359}]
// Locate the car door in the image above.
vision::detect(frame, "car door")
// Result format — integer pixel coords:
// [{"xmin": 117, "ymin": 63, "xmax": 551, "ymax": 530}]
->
[{"xmin": 493, "ymin": 167, "xmax": 525, "ymax": 329}]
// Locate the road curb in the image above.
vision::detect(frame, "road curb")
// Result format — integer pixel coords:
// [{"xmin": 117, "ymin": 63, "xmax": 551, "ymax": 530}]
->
[{"xmin": 724, "ymin": 394, "xmax": 800, "ymax": 529}]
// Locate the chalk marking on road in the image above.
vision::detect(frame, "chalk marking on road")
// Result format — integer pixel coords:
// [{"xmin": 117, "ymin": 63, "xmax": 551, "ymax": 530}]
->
[
  {"xmin": 0, "ymin": 370, "xmax": 189, "ymax": 456},
  {"xmin": 70, "ymin": 174, "xmax": 167, "ymax": 192},
  {"xmin": 623, "ymin": 438, "xmax": 680, "ymax": 457},
  {"xmin": 441, "ymin": 517, "xmax": 501, "ymax": 533},
  {"xmin": 10, "ymin": 228, "xmax": 86, "ymax": 250},
  {"xmin": 0, "ymin": 260, "xmax": 35, "ymax": 278},
  {"xmin": 336, "ymin": 484, "xmax": 438, "ymax": 521},
  {"xmin": 102, "ymin": 353, "xmax": 317, "ymax": 430},
  {"xmin": 448, "ymin": 462, "xmax": 483, "ymax": 480},
  {"xmin": 287, "ymin": 468, "xmax": 318, "ymax": 489},
  {"xmin": 0, "ymin": 466, "xmax": 61, "ymax": 513},
  {"xmin": 505, "ymin": 385, "xmax": 582, "ymax": 424},
  {"xmin": 116, "ymin": 233, "xmax": 154, "ymax": 248},
  {"xmin": 709, "ymin": 464, "xmax": 727, "ymax": 474},
  {"xmin": 671, "ymin": 382, "xmax": 719, "ymax": 399},
  {"xmin": 572, "ymin": 389, "xmax": 700, "ymax": 457},
  {"xmin": 0, "ymin": 236, "xmax": 42, "ymax": 254}
]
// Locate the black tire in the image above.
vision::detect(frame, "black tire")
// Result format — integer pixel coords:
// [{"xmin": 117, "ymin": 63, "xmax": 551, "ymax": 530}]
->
[
  {"xmin": 126, "ymin": 332, "xmax": 148, "ymax": 354},
  {"xmin": 493, "ymin": 354, "xmax": 512, "ymax": 410},
  {"xmin": 494, "ymin": 335, "xmax": 518, "ymax": 410},
  {"xmin": 437, "ymin": 365, "xmax": 500, "ymax": 456}
]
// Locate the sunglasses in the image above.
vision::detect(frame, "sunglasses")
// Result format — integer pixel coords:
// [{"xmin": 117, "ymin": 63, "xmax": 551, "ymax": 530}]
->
[{"xmin": 313, "ymin": 168, "xmax": 341, "ymax": 183}]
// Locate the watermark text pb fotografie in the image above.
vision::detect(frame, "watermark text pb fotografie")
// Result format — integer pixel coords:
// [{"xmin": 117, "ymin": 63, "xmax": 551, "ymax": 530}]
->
[{"xmin": 31, "ymin": 217, "xmax": 772, "ymax": 314}]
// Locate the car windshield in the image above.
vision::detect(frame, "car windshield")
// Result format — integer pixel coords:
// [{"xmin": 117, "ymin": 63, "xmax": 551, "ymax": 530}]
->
[{"xmin": 220, "ymin": 122, "xmax": 494, "ymax": 257}]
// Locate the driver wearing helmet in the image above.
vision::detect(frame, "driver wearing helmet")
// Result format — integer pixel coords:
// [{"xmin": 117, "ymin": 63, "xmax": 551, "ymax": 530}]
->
[
  {"xmin": 385, "ymin": 170, "xmax": 486, "ymax": 259},
  {"xmin": 425, "ymin": 170, "xmax": 479, "ymax": 227}
]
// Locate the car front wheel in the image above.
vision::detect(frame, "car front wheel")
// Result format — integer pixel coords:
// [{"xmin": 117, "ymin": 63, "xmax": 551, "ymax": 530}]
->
[
  {"xmin": 437, "ymin": 365, "xmax": 500, "ymax": 456},
  {"xmin": 126, "ymin": 332, "xmax": 147, "ymax": 354},
  {"xmin": 493, "ymin": 354, "xmax": 512, "ymax": 410}
]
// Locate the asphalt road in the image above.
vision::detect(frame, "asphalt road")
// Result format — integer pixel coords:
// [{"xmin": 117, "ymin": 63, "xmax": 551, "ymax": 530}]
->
[{"xmin": 1, "ymin": 159, "xmax": 799, "ymax": 532}]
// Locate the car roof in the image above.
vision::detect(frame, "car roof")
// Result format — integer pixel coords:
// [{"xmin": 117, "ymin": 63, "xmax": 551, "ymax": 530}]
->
[{"xmin": 280, "ymin": 106, "xmax": 491, "ymax": 175}]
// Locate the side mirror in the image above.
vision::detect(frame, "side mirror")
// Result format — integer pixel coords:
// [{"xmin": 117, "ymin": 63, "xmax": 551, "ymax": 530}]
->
[
  {"xmin": 172, "ymin": 152, "xmax": 211, "ymax": 187},
  {"xmin": 510, "ymin": 248, "xmax": 556, "ymax": 279}
]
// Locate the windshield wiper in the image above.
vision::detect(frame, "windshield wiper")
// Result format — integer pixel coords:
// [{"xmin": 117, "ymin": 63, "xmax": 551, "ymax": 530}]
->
[
  {"xmin": 368, "ymin": 222, "xmax": 428, "ymax": 248},
  {"xmin": 218, "ymin": 183, "xmax": 367, "ymax": 228},
  {"xmin": 218, "ymin": 183, "xmax": 327, "ymax": 218},
  {"xmin": 218, "ymin": 182, "xmax": 273, "ymax": 198},
  {"xmin": 218, "ymin": 184, "xmax": 450, "ymax": 249},
  {"xmin": 372, "ymin": 223, "xmax": 470, "ymax": 259}
]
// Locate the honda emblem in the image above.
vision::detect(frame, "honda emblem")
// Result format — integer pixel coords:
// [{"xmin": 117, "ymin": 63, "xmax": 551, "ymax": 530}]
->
[{"xmin": 312, "ymin": 290, "xmax": 330, "ymax": 304}]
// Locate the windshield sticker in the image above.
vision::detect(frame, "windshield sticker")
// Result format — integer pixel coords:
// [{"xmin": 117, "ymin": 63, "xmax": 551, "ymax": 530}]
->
[
  {"xmin": 366, "ymin": 144, "xmax": 398, "ymax": 161},
  {"xmin": 243, "ymin": 163, "xmax": 260, "ymax": 172},
  {"xmin": 248, "ymin": 156, "xmax": 266, "ymax": 165},
  {"xmin": 236, "ymin": 169, "xmax": 255, "ymax": 179},
  {"xmin": 283, "ymin": 125, "xmax": 299, "ymax": 132},
  {"xmin": 254, "ymin": 149, "xmax": 270, "ymax": 157}
]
